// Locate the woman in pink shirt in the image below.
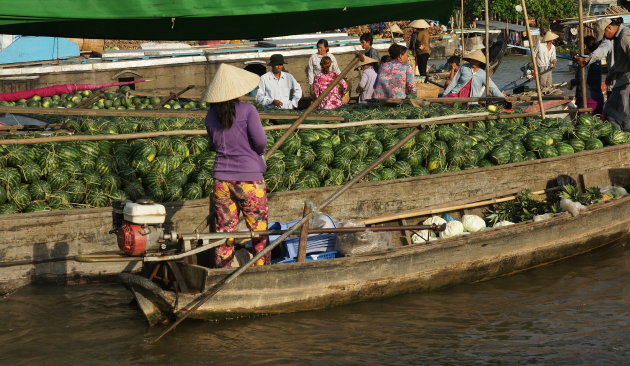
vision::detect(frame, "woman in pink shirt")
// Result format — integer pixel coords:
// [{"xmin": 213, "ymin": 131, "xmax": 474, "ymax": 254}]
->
[{"xmin": 313, "ymin": 56, "xmax": 348, "ymax": 109}]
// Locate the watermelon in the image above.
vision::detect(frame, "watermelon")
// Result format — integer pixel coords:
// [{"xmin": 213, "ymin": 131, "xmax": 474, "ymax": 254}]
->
[
  {"xmin": 332, "ymin": 155, "xmax": 352, "ymax": 170},
  {"xmin": 436, "ymin": 125, "xmax": 457, "ymax": 142},
  {"xmin": 538, "ymin": 145, "xmax": 559, "ymax": 159},
  {"xmin": 101, "ymin": 173, "xmax": 121, "ymax": 193},
  {"xmin": 284, "ymin": 154, "xmax": 303, "ymax": 172},
  {"xmin": 281, "ymin": 134, "xmax": 302, "ymax": 155},
  {"xmin": 334, "ymin": 142, "xmax": 358, "ymax": 159},
  {"xmin": 585, "ymin": 138, "xmax": 604, "ymax": 150},
  {"xmin": 392, "ymin": 161, "xmax": 412, "ymax": 178},
  {"xmin": 315, "ymin": 146, "xmax": 334, "ymax": 164},
  {"xmin": 124, "ymin": 181, "xmax": 146, "ymax": 201},
  {"xmin": 86, "ymin": 188, "xmax": 109, "ymax": 207},
  {"xmin": 380, "ymin": 168, "xmax": 397, "ymax": 181},
  {"xmin": 0, "ymin": 167, "xmax": 21, "ymax": 188},
  {"xmin": 324, "ymin": 169, "xmax": 345, "ymax": 186},
  {"xmin": 576, "ymin": 114, "xmax": 597, "ymax": 127},
  {"xmin": 294, "ymin": 171, "xmax": 320, "ymax": 189},
  {"xmin": 183, "ymin": 183, "xmax": 203, "ymax": 200},
  {"xmin": 604, "ymin": 130, "xmax": 629, "ymax": 145},
  {"xmin": 8, "ymin": 184, "xmax": 31, "ymax": 208},
  {"xmin": 354, "ymin": 140, "xmax": 369, "ymax": 160},
  {"xmin": 555, "ymin": 142, "xmax": 575, "ymax": 156},
  {"xmin": 489, "ymin": 147, "xmax": 511, "ymax": 165},
  {"xmin": 525, "ymin": 132, "xmax": 546, "ymax": 150},
  {"xmin": 366, "ymin": 139, "xmax": 384, "ymax": 158},
  {"xmin": 426, "ymin": 154, "xmax": 446, "ymax": 172},
  {"xmin": 523, "ymin": 151, "xmax": 538, "ymax": 161},
  {"xmin": 47, "ymin": 191, "xmax": 70, "ymax": 209},
  {"xmin": 310, "ymin": 160, "xmax": 331, "ymax": 179},
  {"xmin": 19, "ymin": 162, "xmax": 43, "ymax": 183},
  {"xmin": 0, "ymin": 203, "xmax": 18, "ymax": 214},
  {"xmin": 569, "ymin": 138, "xmax": 585, "ymax": 152},
  {"xmin": 299, "ymin": 130, "xmax": 320, "ymax": 144},
  {"xmin": 24, "ymin": 202, "xmax": 51, "ymax": 213},
  {"xmin": 412, "ymin": 166, "xmax": 430, "ymax": 176},
  {"xmin": 574, "ymin": 126, "xmax": 594, "ymax": 141},
  {"xmin": 28, "ymin": 180, "xmax": 51, "ymax": 200}
]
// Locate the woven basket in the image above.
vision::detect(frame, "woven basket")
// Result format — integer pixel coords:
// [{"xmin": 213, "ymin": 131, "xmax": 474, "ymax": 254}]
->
[
  {"xmin": 68, "ymin": 38, "xmax": 104, "ymax": 52},
  {"xmin": 416, "ymin": 82, "xmax": 441, "ymax": 98}
]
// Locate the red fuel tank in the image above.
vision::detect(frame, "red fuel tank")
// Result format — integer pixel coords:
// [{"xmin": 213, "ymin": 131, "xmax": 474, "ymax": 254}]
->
[{"xmin": 117, "ymin": 222, "xmax": 147, "ymax": 256}]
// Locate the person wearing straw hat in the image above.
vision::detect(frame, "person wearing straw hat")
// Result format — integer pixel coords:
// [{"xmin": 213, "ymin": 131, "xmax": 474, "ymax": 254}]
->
[
  {"xmin": 599, "ymin": 17, "xmax": 630, "ymax": 131},
  {"xmin": 203, "ymin": 63, "xmax": 270, "ymax": 268},
  {"xmin": 442, "ymin": 50, "xmax": 504, "ymax": 98},
  {"xmin": 408, "ymin": 19, "xmax": 432, "ymax": 78},
  {"xmin": 535, "ymin": 31, "xmax": 558, "ymax": 88},
  {"xmin": 256, "ymin": 54, "xmax": 303, "ymax": 109},
  {"xmin": 356, "ymin": 56, "xmax": 379, "ymax": 102}
]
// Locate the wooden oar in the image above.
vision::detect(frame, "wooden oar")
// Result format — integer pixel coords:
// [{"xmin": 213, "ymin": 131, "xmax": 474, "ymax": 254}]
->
[
  {"xmin": 520, "ymin": 0, "xmax": 546, "ymax": 119},
  {"xmin": 150, "ymin": 120, "xmax": 423, "ymax": 343},
  {"xmin": 264, "ymin": 52, "xmax": 365, "ymax": 160}
]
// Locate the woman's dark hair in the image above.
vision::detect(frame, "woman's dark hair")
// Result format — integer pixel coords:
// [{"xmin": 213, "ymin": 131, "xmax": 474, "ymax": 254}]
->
[
  {"xmin": 447, "ymin": 55, "xmax": 460, "ymax": 66},
  {"xmin": 388, "ymin": 44, "xmax": 407, "ymax": 59},
  {"xmin": 381, "ymin": 55, "xmax": 392, "ymax": 63},
  {"xmin": 359, "ymin": 33, "xmax": 374, "ymax": 46},
  {"xmin": 317, "ymin": 39, "xmax": 329, "ymax": 52},
  {"xmin": 320, "ymin": 56, "xmax": 332, "ymax": 66},
  {"xmin": 211, "ymin": 99, "xmax": 237, "ymax": 129},
  {"xmin": 584, "ymin": 35, "xmax": 597, "ymax": 52}
]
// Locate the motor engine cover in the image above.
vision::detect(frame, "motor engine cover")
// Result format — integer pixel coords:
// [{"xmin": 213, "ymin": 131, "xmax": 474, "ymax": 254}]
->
[{"xmin": 117, "ymin": 222, "xmax": 148, "ymax": 256}]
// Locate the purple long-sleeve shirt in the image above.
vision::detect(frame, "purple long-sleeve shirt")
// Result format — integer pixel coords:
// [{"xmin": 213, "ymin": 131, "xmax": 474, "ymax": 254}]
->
[{"xmin": 204, "ymin": 102, "xmax": 267, "ymax": 181}]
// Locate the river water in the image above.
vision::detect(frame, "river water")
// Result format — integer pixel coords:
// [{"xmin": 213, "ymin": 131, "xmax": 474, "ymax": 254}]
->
[
  {"xmin": 1, "ymin": 56, "xmax": 628, "ymax": 365},
  {"xmin": 1, "ymin": 237, "xmax": 628, "ymax": 365}
]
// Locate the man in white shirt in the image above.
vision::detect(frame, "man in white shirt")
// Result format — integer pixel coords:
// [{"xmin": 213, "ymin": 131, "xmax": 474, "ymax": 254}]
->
[
  {"xmin": 535, "ymin": 32, "xmax": 558, "ymax": 88},
  {"xmin": 256, "ymin": 54, "xmax": 303, "ymax": 109}
]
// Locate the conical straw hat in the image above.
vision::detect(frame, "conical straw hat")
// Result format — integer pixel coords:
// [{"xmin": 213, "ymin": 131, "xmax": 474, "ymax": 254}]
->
[
  {"xmin": 201, "ymin": 63, "xmax": 260, "ymax": 103},
  {"xmin": 360, "ymin": 56, "xmax": 379, "ymax": 66},
  {"xmin": 389, "ymin": 24, "xmax": 403, "ymax": 34},
  {"xmin": 543, "ymin": 31, "xmax": 559, "ymax": 42},
  {"xmin": 409, "ymin": 19, "xmax": 430, "ymax": 29},
  {"xmin": 463, "ymin": 49, "xmax": 486, "ymax": 64}
]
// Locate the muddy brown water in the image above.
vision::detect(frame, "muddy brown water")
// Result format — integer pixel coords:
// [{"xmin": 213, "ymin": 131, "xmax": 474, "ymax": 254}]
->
[{"xmin": 1, "ymin": 238, "xmax": 628, "ymax": 365}]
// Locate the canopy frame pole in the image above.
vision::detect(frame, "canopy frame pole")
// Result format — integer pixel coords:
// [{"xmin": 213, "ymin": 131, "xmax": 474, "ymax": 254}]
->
[
  {"xmin": 264, "ymin": 52, "xmax": 364, "ymax": 160},
  {"xmin": 484, "ymin": 0, "xmax": 491, "ymax": 97},
  {"xmin": 520, "ymin": 0, "xmax": 546, "ymax": 119},
  {"xmin": 578, "ymin": 0, "xmax": 588, "ymax": 110}
]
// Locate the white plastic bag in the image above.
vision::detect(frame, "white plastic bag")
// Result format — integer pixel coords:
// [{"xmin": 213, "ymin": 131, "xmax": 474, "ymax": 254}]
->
[
  {"xmin": 461, "ymin": 214, "xmax": 486, "ymax": 232},
  {"xmin": 493, "ymin": 220, "xmax": 514, "ymax": 228},
  {"xmin": 533, "ymin": 213, "xmax": 552, "ymax": 222},
  {"xmin": 439, "ymin": 220, "xmax": 465, "ymax": 238},
  {"xmin": 560, "ymin": 198, "xmax": 587, "ymax": 217},
  {"xmin": 423, "ymin": 215, "xmax": 446, "ymax": 226},
  {"xmin": 411, "ymin": 229, "xmax": 436, "ymax": 244}
]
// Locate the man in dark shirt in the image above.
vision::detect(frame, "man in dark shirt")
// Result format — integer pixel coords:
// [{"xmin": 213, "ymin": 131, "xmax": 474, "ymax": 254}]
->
[{"xmin": 360, "ymin": 33, "xmax": 380, "ymax": 72}]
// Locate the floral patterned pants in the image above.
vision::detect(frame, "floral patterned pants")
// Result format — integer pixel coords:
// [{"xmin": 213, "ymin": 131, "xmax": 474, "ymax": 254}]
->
[{"xmin": 212, "ymin": 179, "xmax": 269, "ymax": 268}]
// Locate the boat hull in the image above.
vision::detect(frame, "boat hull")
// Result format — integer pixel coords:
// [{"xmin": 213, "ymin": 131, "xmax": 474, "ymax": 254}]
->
[{"xmin": 120, "ymin": 194, "xmax": 630, "ymax": 321}]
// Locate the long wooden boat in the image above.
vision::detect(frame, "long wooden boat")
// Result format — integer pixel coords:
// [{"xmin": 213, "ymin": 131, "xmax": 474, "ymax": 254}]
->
[
  {"xmin": 2, "ymin": 143, "xmax": 630, "ymax": 297},
  {"xmin": 118, "ymin": 158, "xmax": 630, "ymax": 324}
]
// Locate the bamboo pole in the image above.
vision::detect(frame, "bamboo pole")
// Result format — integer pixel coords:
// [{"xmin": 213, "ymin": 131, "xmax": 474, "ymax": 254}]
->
[
  {"xmin": 296, "ymin": 203, "xmax": 311, "ymax": 262},
  {"xmin": 0, "ymin": 105, "xmax": 344, "ymax": 121},
  {"xmin": 520, "ymin": 0, "xmax": 546, "ymax": 119},
  {"xmin": 363, "ymin": 190, "xmax": 546, "ymax": 225},
  {"xmin": 460, "ymin": 0, "xmax": 465, "ymax": 57},
  {"xmin": 150, "ymin": 122, "xmax": 424, "ymax": 343},
  {"xmin": 264, "ymin": 52, "xmax": 365, "ymax": 160},
  {"xmin": 484, "ymin": 0, "xmax": 491, "ymax": 97},
  {"xmin": 578, "ymin": 0, "xmax": 588, "ymax": 110}
]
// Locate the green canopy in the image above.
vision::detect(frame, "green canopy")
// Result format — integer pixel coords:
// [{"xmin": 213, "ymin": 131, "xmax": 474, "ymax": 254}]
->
[{"xmin": 0, "ymin": 0, "xmax": 455, "ymax": 40}]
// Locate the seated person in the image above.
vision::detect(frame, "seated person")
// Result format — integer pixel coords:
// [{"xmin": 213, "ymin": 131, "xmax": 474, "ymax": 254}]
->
[
  {"xmin": 256, "ymin": 54, "xmax": 302, "ymax": 109},
  {"xmin": 444, "ymin": 55, "xmax": 460, "ymax": 87},
  {"xmin": 373, "ymin": 44, "xmax": 417, "ymax": 99},
  {"xmin": 442, "ymin": 50, "xmax": 503, "ymax": 98},
  {"xmin": 356, "ymin": 56, "xmax": 379, "ymax": 102},
  {"xmin": 313, "ymin": 56, "xmax": 348, "ymax": 109}
]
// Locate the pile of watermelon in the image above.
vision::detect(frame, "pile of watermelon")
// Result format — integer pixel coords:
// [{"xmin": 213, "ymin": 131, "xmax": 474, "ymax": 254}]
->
[
  {"xmin": 0, "ymin": 109, "xmax": 628, "ymax": 215},
  {"xmin": 0, "ymin": 86, "xmax": 207, "ymax": 110}
]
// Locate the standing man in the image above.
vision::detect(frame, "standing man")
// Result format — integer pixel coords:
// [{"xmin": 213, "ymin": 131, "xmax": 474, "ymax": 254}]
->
[
  {"xmin": 601, "ymin": 18, "xmax": 630, "ymax": 131},
  {"xmin": 535, "ymin": 32, "xmax": 558, "ymax": 88},
  {"xmin": 256, "ymin": 54, "xmax": 302, "ymax": 109},
  {"xmin": 360, "ymin": 33, "xmax": 381, "ymax": 72},
  {"xmin": 408, "ymin": 19, "xmax": 431, "ymax": 79}
]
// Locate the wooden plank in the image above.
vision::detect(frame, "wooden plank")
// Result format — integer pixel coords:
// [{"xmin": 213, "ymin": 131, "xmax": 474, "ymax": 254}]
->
[{"xmin": 0, "ymin": 106, "xmax": 344, "ymax": 121}]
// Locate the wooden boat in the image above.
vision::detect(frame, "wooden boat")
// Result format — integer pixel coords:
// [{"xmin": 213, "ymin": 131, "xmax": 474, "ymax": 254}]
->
[{"xmin": 118, "ymin": 157, "xmax": 630, "ymax": 324}]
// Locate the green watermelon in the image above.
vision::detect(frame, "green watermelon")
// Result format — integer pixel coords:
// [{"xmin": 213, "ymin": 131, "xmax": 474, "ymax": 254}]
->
[
  {"xmin": 569, "ymin": 138, "xmax": 585, "ymax": 152},
  {"xmin": 489, "ymin": 147, "xmax": 511, "ymax": 165},
  {"xmin": 555, "ymin": 142, "xmax": 575, "ymax": 156},
  {"xmin": 585, "ymin": 138, "xmax": 604, "ymax": 150},
  {"xmin": 538, "ymin": 145, "xmax": 559, "ymax": 159}
]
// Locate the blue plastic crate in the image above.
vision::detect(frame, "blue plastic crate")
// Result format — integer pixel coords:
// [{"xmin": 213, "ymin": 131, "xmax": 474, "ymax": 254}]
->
[{"xmin": 268, "ymin": 214, "xmax": 337, "ymax": 259}]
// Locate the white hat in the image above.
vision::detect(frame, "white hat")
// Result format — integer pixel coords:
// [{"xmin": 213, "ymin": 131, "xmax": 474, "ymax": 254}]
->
[
  {"xmin": 201, "ymin": 63, "xmax": 260, "ymax": 103},
  {"xmin": 360, "ymin": 56, "xmax": 379, "ymax": 66},
  {"xmin": 543, "ymin": 31, "xmax": 559, "ymax": 42},
  {"xmin": 389, "ymin": 23, "xmax": 403, "ymax": 34},
  {"xmin": 409, "ymin": 19, "xmax": 430, "ymax": 29},
  {"xmin": 463, "ymin": 49, "xmax": 486, "ymax": 65}
]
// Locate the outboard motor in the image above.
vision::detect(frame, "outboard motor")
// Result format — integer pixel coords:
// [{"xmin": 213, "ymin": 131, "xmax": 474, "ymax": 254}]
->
[{"xmin": 112, "ymin": 199, "xmax": 167, "ymax": 256}]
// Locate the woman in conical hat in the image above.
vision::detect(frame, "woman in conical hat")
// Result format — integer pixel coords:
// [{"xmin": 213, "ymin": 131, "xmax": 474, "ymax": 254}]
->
[
  {"xmin": 202, "ymin": 63, "xmax": 271, "ymax": 268},
  {"xmin": 442, "ymin": 49, "xmax": 504, "ymax": 98},
  {"xmin": 408, "ymin": 19, "xmax": 432, "ymax": 77},
  {"xmin": 535, "ymin": 31, "xmax": 558, "ymax": 88}
]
